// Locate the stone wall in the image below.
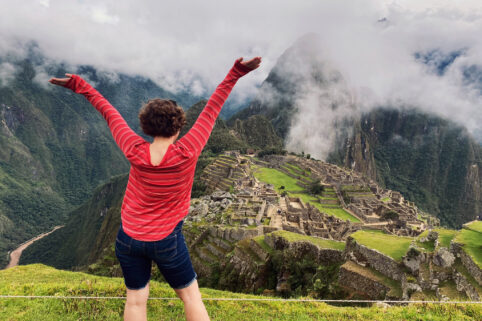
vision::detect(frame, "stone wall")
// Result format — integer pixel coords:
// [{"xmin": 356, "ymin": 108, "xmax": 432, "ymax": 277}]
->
[
  {"xmin": 453, "ymin": 271, "xmax": 480, "ymax": 301},
  {"xmin": 249, "ymin": 239, "xmax": 269, "ymax": 261},
  {"xmin": 451, "ymin": 242, "xmax": 482, "ymax": 286},
  {"xmin": 209, "ymin": 226, "xmax": 260, "ymax": 242},
  {"xmin": 338, "ymin": 262, "xmax": 391, "ymax": 299},
  {"xmin": 344, "ymin": 237, "xmax": 404, "ymax": 281},
  {"xmin": 265, "ymin": 233, "xmax": 344, "ymax": 265}
]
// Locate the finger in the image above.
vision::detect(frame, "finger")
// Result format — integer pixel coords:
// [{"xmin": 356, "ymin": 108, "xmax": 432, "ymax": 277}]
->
[{"xmin": 65, "ymin": 73, "xmax": 73, "ymax": 77}]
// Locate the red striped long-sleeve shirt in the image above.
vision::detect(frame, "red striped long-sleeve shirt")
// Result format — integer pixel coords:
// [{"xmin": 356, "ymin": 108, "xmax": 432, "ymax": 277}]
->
[{"xmin": 65, "ymin": 59, "xmax": 253, "ymax": 241}]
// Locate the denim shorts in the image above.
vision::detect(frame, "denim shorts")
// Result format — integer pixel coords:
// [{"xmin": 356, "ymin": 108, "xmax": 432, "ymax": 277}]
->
[{"xmin": 115, "ymin": 220, "xmax": 197, "ymax": 290}]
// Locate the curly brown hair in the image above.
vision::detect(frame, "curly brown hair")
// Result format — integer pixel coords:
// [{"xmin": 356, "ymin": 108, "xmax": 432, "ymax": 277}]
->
[{"xmin": 138, "ymin": 99, "xmax": 187, "ymax": 137}]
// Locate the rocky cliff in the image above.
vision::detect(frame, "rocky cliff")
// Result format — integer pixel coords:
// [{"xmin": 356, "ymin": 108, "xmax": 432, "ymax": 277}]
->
[{"xmin": 329, "ymin": 108, "xmax": 482, "ymax": 228}]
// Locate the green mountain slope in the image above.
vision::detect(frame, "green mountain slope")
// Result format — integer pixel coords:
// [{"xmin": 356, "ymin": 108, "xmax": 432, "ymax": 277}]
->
[
  {"xmin": 0, "ymin": 54, "xmax": 198, "ymax": 268},
  {"xmin": 20, "ymin": 174, "xmax": 128, "ymax": 269},
  {"xmin": 0, "ymin": 60, "xmax": 128, "ymax": 267},
  {"xmin": 1, "ymin": 265, "xmax": 480, "ymax": 321},
  {"xmin": 328, "ymin": 108, "xmax": 482, "ymax": 228}
]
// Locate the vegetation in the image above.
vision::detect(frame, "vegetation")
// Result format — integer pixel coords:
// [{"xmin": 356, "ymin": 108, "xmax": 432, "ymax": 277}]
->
[
  {"xmin": 20, "ymin": 174, "xmax": 128, "ymax": 269},
  {"xmin": 3, "ymin": 265, "xmax": 480, "ymax": 320},
  {"xmin": 453, "ymin": 227, "xmax": 482, "ymax": 268},
  {"xmin": 331, "ymin": 108, "xmax": 482, "ymax": 229},
  {"xmin": 341, "ymin": 261, "xmax": 402, "ymax": 298},
  {"xmin": 252, "ymin": 167, "xmax": 304, "ymax": 192},
  {"xmin": 315, "ymin": 206, "xmax": 361, "ymax": 223},
  {"xmin": 464, "ymin": 221, "xmax": 482, "ymax": 233},
  {"xmin": 252, "ymin": 235, "xmax": 273, "ymax": 254},
  {"xmin": 271, "ymin": 230, "xmax": 345, "ymax": 251},
  {"xmin": 252, "ymin": 165, "xmax": 360, "ymax": 223},
  {"xmin": 308, "ymin": 180, "xmax": 325, "ymax": 195},
  {"xmin": 351, "ymin": 230, "xmax": 412, "ymax": 262},
  {"xmin": 434, "ymin": 228, "xmax": 458, "ymax": 248},
  {"xmin": 257, "ymin": 148, "xmax": 288, "ymax": 157},
  {"xmin": 232, "ymin": 115, "xmax": 284, "ymax": 150},
  {"xmin": 381, "ymin": 211, "xmax": 399, "ymax": 221}
]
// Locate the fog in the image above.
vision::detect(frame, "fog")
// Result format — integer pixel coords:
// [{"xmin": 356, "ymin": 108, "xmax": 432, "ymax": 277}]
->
[{"xmin": 0, "ymin": 0, "xmax": 481, "ymax": 157}]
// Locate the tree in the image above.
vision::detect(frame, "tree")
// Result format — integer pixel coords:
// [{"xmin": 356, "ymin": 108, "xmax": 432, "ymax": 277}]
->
[
  {"xmin": 341, "ymin": 190, "xmax": 351, "ymax": 204},
  {"xmin": 382, "ymin": 210, "xmax": 399, "ymax": 221},
  {"xmin": 308, "ymin": 180, "xmax": 324, "ymax": 195}
]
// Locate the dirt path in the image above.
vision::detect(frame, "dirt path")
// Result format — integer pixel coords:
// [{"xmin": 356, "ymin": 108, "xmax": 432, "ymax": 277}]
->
[{"xmin": 5, "ymin": 225, "xmax": 64, "ymax": 269}]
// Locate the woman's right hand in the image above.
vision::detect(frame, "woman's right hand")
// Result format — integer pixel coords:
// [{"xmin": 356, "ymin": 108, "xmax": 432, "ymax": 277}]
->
[
  {"xmin": 49, "ymin": 73, "xmax": 73, "ymax": 87},
  {"xmin": 237, "ymin": 57, "xmax": 262, "ymax": 70}
]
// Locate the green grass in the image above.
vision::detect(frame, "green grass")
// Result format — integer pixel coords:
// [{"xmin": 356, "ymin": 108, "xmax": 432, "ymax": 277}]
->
[
  {"xmin": 438, "ymin": 280, "xmax": 469, "ymax": 301},
  {"xmin": 415, "ymin": 230, "xmax": 435, "ymax": 252},
  {"xmin": 361, "ymin": 229, "xmax": 387, "ymax": 235},
  {"xmin": 281, "ymin": 164, "xmax": 313, "ymax": 182},
  {"xmin": 285, "ymin": 162, "xmax": 311, "ymax": 176},
  {"xmin": 340, "ymin": 185, "xmax": 371, "ymax": 192},
  {"xmin": 271, "ymin": 230, "xmax": 345, "ymax": 251},
  {"xmin": 416, "ymin": 240, "xmax": 435, "ymax": 252},
  {"xmin": 252, "ymin": 167, "xmax": 304, "ymax": 192},
  {"xmin": 1, "ymin": 265, "xmax": 480, "ymax": 320},
  {"xmin": 453, "ymin": 228, "xmax": 482, "ymax": 268},
  {"xmin": 435, "ymin": 228, "xmax": 458, "ymax": 248},
  {"xmin": 351, "ymin": 230, "xmax": 413, "ymax": 262},
  {"xmin": 381, "ymin": 197, "xmax": 391, "ymax": 203},
  {"xmin": 348, "ymin": 193, "xmax": 376, "ymax": 198},
  {"xmin": 253, "ymin": 235, "xmax": 273, "ymax": 254},
  {"xmin": 288, "ymin": 193, "xmax": 361, "ymax": 223},
  {"xmin": 318, "ymin": 196, "xmax": 338, "ymax": 200},
  {"xmin": 316, "ymin": 205, "xmax": 361, "ymax": 223},
  {"xmin": 464, "ymin": 221, "xmax": 482, "ymax": 233}
]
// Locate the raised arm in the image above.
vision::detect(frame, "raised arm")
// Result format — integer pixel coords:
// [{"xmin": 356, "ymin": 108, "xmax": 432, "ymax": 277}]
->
[
  {"xmin": 50, "ymin": 74, "xmax": 144, "ymax": 159},
  {"xmin": 177, "ymin": 57, "xmax": 261, "ymax": 156}
]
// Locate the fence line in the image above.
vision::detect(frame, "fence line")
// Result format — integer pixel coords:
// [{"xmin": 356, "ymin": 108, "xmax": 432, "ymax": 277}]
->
[{"xmin": 0, "ymin": 295, "xmax": 480, "ymax": 304}]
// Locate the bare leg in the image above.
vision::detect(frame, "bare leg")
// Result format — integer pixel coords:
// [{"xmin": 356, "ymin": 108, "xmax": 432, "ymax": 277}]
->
[
  {"xmin": 174, "ymin": 280, "xmax": 210, "ymax": 321},
  {"xmin": 124, "ymin": 283, "xmax": 149, "ymax": 321}
]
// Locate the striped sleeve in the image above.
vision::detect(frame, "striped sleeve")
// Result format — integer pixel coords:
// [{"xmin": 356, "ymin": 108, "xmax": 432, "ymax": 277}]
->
[
  {"xmin": 64, "ymin": 75, "xmax": 144, "ymax": 158},
  {"xmin": 178, "ymin": 59, "xmax": 253, "ymax": 156}
]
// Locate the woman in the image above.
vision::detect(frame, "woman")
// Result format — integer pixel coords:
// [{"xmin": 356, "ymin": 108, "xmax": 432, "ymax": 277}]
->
[{"xmin": 49, "ymin": 56, "xmax": 262, "ymax": 321}]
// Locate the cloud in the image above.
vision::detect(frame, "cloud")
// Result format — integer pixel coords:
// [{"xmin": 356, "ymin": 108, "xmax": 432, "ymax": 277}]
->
[
  {"xmin": 0, "ymin": 0, "xmax": 481, "ymax": 149},
  {"xmin": 0, "ymin": 62, "xmax": 16, "ymax": 86}
]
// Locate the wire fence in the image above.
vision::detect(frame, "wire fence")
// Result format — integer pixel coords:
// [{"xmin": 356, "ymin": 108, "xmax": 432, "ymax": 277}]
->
[{"xmin": 0, "ymin": 295, "xmax": 480, "ymax": 304}]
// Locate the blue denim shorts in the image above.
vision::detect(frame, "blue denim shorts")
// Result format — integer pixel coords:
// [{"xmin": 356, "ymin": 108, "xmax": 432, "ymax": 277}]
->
[{"xmin": 115, "ymin": 220, "xmax": 197, "ymax": 290}]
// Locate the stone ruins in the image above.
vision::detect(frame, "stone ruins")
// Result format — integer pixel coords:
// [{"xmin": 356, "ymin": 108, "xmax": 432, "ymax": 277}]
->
[{"xmin": 193, "ymin": 151, "xmax": 431, "ymax": 240}]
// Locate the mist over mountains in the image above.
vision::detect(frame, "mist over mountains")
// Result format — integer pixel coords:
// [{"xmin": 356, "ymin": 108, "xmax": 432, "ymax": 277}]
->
[
  {"xmin": 231, "ymin": 35, "xmax": 482, "ymax": 227},
  {"xmin": 1, "ymin": 21, "xmax": 482, "ymax": 270}
]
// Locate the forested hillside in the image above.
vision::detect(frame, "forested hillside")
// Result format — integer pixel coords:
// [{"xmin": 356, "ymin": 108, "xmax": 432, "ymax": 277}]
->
[{"xmin": 0, "ymin": 54, "xmax": 191, "ymax": 268}]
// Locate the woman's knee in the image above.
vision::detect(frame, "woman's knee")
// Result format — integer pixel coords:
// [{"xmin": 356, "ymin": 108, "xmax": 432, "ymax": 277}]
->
[
  {"xmin": 174, "ymin": 280, "xmax": 202, "ymax": 303},
  {"xmin": 126, "ymin": 283, "xmax": 150, "ymax": 306}
]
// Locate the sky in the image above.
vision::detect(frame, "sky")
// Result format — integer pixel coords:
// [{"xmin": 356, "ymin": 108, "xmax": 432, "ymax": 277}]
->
[{"xmin": 0, "ymin": 0, "xmax": 481, "ymax": 157}]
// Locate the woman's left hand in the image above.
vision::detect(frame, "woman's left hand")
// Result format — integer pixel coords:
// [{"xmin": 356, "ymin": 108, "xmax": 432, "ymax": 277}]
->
[{"xmin": 49, "ymin": 73, "xmax": 73, "ymax": 87}]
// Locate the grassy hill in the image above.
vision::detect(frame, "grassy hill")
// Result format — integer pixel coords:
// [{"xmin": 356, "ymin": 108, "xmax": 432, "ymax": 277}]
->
[
  {"xmin": 350, "ymin": 230, "xmax": 413, "ymax": 262},
  {"xmin": 454, "ymin": 221, "xmax": 482, "ymax": 268},
  {"xmin": 0, "ymin": 265, "xmax": 480, "ymax": 321},
  {"xmin": 251, "ymin": 164, "xmax": 360, "ymax": 222}
]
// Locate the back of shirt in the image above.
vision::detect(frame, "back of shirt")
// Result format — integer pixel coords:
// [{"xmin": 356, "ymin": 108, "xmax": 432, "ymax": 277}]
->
[{"xmin": 64, "ymin": 59, "xmax": 253, "ymax": 241}]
